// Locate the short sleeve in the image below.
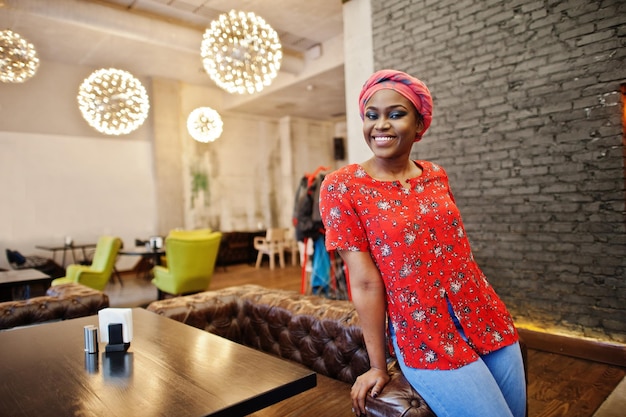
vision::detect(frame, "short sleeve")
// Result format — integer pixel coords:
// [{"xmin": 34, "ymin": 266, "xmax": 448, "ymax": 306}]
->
[
  {"xmin": 319, "ymin": 169, "xmax": 370, "ymax": 252},
  {"xmin": 430, "ymin": 162, "xmax": 456, "ymax": 204}
]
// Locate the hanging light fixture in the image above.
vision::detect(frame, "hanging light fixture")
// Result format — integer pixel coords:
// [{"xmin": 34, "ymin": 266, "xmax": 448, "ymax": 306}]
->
[
  {"xmin": 200, "ymin": 10, "xmax": 282, "ymax": 95},
  {"xmin": 77, "ymin": 68, "xmax": 150, "ymax": 136},
  {"xmin": 187, "ymin": 107, "xmax": 223, "ymax": 143},
  {"xmin": 0, "ymin": 29, "xmax": 40, "ymax": 83}
]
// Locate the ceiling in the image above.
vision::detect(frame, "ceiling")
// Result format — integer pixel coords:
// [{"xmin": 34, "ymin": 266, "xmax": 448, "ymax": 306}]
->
[{"xmin": 0, "ymin": 0, "xmax": 347, "ymax": 120}]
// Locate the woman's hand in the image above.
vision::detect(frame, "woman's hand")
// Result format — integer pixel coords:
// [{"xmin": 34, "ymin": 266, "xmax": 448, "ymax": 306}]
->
[{"xmin": 351, "ymin": 367, "xmax": 390, "ymax": 416}]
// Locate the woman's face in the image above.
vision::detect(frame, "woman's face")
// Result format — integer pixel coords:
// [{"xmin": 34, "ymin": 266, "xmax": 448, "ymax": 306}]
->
[{"xmin": 362, "ymin": 89, "xmax": 423, "ymax": 159}]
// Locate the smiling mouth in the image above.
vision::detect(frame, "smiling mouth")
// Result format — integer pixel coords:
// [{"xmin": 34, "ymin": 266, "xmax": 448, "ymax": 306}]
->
[{"xmin": 373, "ymin": 136, "xmax": 395, "ymax": 144}]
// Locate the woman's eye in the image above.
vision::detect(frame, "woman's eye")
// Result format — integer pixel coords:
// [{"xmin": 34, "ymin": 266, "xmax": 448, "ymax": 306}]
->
[
  {"xmin": 390, "ymin": 111, "xmax": 407, "ymax": 119},
  {"xmin": 365, "ymin": 112, "xmax": 378, "ymax": 120}
]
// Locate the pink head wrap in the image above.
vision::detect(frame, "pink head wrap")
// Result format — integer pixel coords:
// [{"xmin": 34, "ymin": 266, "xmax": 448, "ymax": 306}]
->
[{"xmin": 358, "ymin": 69, "xmax": 433, "ymax": 141}]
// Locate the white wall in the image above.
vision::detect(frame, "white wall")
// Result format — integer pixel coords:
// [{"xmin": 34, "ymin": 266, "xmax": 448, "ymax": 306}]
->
[
  {"xmin": 184, "ymin": 113, "xmax": 340, "ymax": 233},
  {"xmin": 0, "ymin": 131, "xmax": 157, "ymax": 270}
]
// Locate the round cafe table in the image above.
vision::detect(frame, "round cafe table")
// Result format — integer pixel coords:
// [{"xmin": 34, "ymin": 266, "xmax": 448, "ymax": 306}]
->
[{"xmin": 118, "ymin": 246, "xmax": 166, "ymax": 279}]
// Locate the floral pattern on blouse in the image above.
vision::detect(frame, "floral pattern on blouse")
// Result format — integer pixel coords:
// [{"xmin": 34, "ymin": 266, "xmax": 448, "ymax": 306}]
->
[{"xmin": 319, "ymin": 161, "xmax": 518, "ymax": 370}]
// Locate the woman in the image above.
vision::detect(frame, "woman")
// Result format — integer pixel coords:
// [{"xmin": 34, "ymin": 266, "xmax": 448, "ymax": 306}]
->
[{"xmin": 319, "ymin": 70, "xmax": 526, "ymax": 417}]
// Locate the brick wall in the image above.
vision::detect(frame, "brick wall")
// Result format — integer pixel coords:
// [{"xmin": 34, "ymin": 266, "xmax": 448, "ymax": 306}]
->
[{"xmin": 370, "ymin": 0, "xmax": 625, "ymax": 342}]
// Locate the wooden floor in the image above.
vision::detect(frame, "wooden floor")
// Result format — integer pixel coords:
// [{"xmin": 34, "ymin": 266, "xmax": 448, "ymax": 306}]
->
[
  {"xmin": 211, "ymin": 262, "xmax": 305, "ymax": 293},
  {"xmin": 115, "ymin": 262, "xmax": 626, "ymax": 417},
  {"xmin": 527, "ymin": 349, "xmax": 625, "ymax": 417}
]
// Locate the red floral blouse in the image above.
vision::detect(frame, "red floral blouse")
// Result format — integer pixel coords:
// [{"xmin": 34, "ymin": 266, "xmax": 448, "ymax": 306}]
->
[{"xmin": 319, "ymin": 161, "xmax": 518, "ymax": 370}]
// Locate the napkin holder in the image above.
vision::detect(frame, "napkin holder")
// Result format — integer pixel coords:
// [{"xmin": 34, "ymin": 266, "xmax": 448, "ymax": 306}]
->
[{"xmin": 98, "ymin": 308, "xmax": 133, "ymax": 353}]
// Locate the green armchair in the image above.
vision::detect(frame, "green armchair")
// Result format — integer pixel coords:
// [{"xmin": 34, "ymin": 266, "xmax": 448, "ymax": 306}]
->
[
  {"xmin": 167, "ymin": 228, "xmax": 213, "ymax": 238},
  {"xmin": 152, "ymin": 231, "xmax": 222, "ymax": 299},
  {"xmin": 51, "ymin": 236, "xmax": 122, "ymax": 291}
]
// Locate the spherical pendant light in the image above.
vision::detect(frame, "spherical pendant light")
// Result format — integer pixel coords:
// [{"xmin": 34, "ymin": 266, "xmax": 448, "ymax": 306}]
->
[
  {"xmin": 201, "ymin": 10, "xmax": 282, "ymax": 95},
  {"xmin": 77, "ymin": 68, "xmax": 150, "ymax": 135},
  {"xmin": 187, "ymin": 107, "xmax": 223, "ymax": 143},
  {"xmin": 0, "ymin": 29, "xmax": 40, "ymax": 83}
]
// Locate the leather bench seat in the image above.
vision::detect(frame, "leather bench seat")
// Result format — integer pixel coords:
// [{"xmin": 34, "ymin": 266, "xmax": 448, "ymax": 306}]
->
[{"xmin": 0, "ymin": 283, "xmax": 109, "ymax": 330}]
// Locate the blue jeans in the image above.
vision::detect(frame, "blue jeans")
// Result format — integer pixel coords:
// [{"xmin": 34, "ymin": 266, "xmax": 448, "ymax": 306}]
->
[{"xmin": 390, "ymin": 326, "xmax": 526, "ymax": 417}]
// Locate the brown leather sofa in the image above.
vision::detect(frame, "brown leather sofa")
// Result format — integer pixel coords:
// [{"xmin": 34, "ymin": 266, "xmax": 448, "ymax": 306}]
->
[
  {"xmin": 0, "ymin": 283, "xmax": 109, "ymax": 330},
  {"xmin": 147, "ymin": 284, "xmax": 435, "ymax": 417}
]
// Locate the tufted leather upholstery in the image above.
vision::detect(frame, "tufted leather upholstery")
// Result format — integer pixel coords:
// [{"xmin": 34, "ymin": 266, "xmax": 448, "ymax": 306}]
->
[
  {"xmin": 0, "ymin": 283, "xmax": 109, "ymax": 330},
  {"xmin": 147, "ymin": 284, "xmax": 435, "ymax": 417}
]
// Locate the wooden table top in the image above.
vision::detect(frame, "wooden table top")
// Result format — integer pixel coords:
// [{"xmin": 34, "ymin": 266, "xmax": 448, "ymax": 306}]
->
[
  {"xmin": 0, "ymin": 268, "xmax": 51, "ymax": 287},
  {"xmin": 0, "ymin": 308, "xmax": 316, "ymax": 417}
]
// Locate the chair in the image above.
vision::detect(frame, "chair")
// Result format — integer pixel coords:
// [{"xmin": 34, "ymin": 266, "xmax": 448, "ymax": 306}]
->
[
  {"xmin": 156, "ymin": 229, "xmax": 214, "ymax": 267},
  {"xmin": 167, "ymin": 228, "xmax": 212, "ymax": 238},
  {"xmin": 152, "ymin": 231, "xmax": 222, "ymax": 300},
  {"xmin": 51, "ymin": 236, "xmax": 122, "ymax": 291},
  {"xmin": 254, "ymin": 228, "xmax": 286, "ymax": 270}
]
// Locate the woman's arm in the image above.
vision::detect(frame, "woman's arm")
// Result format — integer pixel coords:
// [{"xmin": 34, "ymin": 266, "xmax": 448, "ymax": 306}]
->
[{"xmin": 339, "ymin": 250, "xmax": 390, "ymax": 416}]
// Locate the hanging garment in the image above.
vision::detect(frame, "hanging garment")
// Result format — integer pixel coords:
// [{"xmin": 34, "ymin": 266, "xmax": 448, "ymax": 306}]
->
[
  {"xmin": 311, "ymin": 236, "xmax": 330, "ymax": 296},
  {"xmin": 292, "ymin": 166, "xmax": 329, "ymax": 242}
]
